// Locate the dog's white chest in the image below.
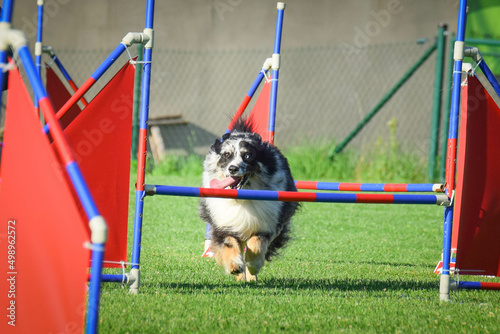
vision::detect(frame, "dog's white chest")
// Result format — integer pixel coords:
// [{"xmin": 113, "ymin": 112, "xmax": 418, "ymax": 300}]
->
[{"xmin": 206, "ymin": 198, "xmax": 281, "ymax": 239}]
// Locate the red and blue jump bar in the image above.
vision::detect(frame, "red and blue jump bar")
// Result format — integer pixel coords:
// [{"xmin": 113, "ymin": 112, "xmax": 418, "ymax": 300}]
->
[
  {"xmin": 145, "ymin": 185, "xmax": 449, "ymax": 205},
  {"xmin": 295, "ymin": 181, "xmax": 444, "ymax": 193},
  {"xmin": 457, "ymin": 281, "xmax": 500, "ymax": 290}
]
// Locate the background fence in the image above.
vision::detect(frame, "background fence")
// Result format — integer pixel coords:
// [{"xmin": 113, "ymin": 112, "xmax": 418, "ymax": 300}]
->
[{"xmin": 31, "ymin": 40, "xmax": 439, "ymax": 158}]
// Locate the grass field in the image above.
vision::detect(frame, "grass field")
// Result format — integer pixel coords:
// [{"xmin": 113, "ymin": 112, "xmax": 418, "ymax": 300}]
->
[{"xmin": 98, "ymin": 147, "xmax": 500, "ymax": 333}]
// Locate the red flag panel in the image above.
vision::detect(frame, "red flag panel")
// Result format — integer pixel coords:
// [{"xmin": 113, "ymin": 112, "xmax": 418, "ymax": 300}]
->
[
  {"xmin": 62, "ymin": 62, "xmax": 134, "ymax": 267},
  {"xmin": 247, "ymin": 80, "xmax": 271, "ymax": 142},
  {"xmin": 46, "ymin": 65, "xmax": 83, "ymax": 129},
  {"xmin": 0, "ymin": 67, "xmax": 89, "ymax": 333},
  {"xmin": 452, "ymin": 76, "xmax": 500, "ymax": 276}
]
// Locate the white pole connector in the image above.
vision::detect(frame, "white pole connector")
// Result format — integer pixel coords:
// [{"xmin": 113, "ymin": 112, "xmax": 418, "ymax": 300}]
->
[
  {"xmin": 143, "ymin": 28, "xmax": 154, "ymax": 49},
  {"xmin": 262, "ymin": 57, "xmax": 273, "ymax": 71},
  {"xmin": 89, "ymin": 215, "xmax": 108, "ymax": 244},
  {"xmin": 129, "ymin": 268, "xmax": 140, "ymax": 294},
  {"xmin": 462, "ymin": 63, "xmax": 473, "ymax": 75},
  {"xmin": 0, "ymin": 26, "xmax": 28, "ymax": 52},
  {"xmin": 432, "ymin": 184, "xmax": 445, "ymax": 193},
  {"xmin": 272, "ymin": 53, "xmax": 280, "ymax": 70},
  {"xmin": 453, "ymin": 41, "xmax": 465, "ymax": 61},
  {"xmin": 37, "ymin": 0, "xmax": 44, "ymax": 5},
  {"xmin": 35, "ymin": 42, "xmax": 43, "ymax": 57},
  {"xmin": 277, "ymin": 2, "xmax": 286, "ymax": 10},
  {"xmin": 122, "ymin": 32, "xmax": 151, "ymax": 47},
  {"xmin": 439, "ymin": 274, "xmax": 451, "ymax": 302}
]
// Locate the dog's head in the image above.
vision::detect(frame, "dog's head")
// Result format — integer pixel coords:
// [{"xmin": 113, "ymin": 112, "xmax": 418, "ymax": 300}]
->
[{"xmin": 206, "ymin": 131, "xmax": 265, "ymax": 189}]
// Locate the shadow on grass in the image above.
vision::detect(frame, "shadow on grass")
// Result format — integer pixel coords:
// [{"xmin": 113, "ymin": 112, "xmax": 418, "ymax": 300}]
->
[
  {"xmin": 323, "ymin": 259, "xmax": 435, "ymax": 269},
  {"xmin": 141, "ymin": 277, "xmax": 439, "ymax": 295}
]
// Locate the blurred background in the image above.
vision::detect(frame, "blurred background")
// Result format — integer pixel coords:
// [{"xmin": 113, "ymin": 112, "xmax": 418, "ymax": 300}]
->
[{"xmin": 4, "ymin": 0, "xmax": 500, "ymax": 179}]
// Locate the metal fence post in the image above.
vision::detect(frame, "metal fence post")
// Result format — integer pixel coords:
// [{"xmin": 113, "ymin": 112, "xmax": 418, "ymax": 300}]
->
[
  {"xmin": 428, "ymin": 23, "xmax": 447, "ymax": 181},
  {"xmin": 132, "ymin": 43, "xmax": 144, "ymax": 160}
]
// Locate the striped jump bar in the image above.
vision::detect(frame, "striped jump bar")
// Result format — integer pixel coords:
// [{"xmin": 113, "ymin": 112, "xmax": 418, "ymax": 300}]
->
[
  {"xmin": 145, "ymin": 185, "xmax": 450, "ymax": 205},
  {"xmin": 456, "ymin": 281, "xmax": 500, "ymax": 291},
  {"xmin": 295, "ymin": 181, "xmax": 445, "ymax": 193}
]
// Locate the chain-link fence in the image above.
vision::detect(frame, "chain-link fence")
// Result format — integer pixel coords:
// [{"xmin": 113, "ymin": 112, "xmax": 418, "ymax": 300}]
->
[
  {"xmin": 147, "ymin": 40, "xmax": 438, "ymax": 159},
  {"xmin": 2, "ymin": 39, "xmax": 444, "ymax": 160}
]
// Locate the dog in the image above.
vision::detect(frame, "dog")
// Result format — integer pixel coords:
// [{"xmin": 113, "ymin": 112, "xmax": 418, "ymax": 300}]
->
[{"xmin": 199, "ymin": 119, "xmax": 299, "ymax": 282}]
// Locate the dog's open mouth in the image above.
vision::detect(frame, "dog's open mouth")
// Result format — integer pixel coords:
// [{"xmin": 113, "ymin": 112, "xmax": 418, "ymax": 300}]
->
[{"xmin": 210, "ymin": 175, "xmax": 249, "ymax": 190}]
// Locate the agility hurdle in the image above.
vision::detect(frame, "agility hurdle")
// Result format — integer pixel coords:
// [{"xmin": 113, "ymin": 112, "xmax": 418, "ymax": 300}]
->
[
  {"xmin": 131, "ymin": 0, "xmax": 500, "ymax": 303},
  {"xmin": 0, "ymin": 1, "xmax": 107, "ymax": 332},
  {"xmin": 121, "ymin": 2, "xmax": 465, "ymax": 299},
  {"xmin": 0, "ymin": 0, "xmax": 158, "ymax": 331},
  {"xmin": 438, "ymin": 0, "xmax": 500, "ymax": 300}
]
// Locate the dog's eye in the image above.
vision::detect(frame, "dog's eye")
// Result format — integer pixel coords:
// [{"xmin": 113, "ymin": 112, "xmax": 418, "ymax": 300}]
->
[
  {"xmin": 243, "ymin": 153, "xmax": 250, "ymax": 160},
  {"xmin": 223, "ymin": 152, "xmax": 232, "ymax": 159}
]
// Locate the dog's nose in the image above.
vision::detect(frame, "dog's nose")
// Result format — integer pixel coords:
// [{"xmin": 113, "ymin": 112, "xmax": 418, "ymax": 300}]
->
[{"xmin": 228, "ymin": 165, "xmax": 239, "ymax": 175}]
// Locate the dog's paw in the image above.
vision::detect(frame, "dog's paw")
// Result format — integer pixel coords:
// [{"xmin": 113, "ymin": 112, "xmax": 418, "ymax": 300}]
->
[
  {"xmin": 234, "ymin": 268, "xmax": 257, "ymax": 282},
  {"xmin": 245, "ymin": 272, "xmax": 258, "ymax": 282}
]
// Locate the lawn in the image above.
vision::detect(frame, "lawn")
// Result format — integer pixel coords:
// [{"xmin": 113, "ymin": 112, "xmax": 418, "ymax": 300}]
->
[{"xmin": 97, "ymin": 173, "xmax": 500, "ymax": 333}]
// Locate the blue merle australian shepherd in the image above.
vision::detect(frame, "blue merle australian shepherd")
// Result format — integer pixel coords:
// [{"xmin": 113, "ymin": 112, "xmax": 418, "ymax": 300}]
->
[{"xmin": 199, "ymin": 120, "xmax": 299, "ymax": 281}]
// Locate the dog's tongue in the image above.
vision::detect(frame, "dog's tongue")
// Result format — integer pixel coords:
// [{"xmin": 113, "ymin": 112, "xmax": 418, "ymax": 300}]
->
[{"xmin": 210, "ymin": 176, "xmax": 240, "ymax": 189}]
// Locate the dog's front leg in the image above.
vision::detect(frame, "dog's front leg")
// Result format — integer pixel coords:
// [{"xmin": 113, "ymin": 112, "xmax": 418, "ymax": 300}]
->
[
  {"xmin": 244, "ymin": 235, "xmax": 270, "ymax": 282},
  {"xmin": 213, "ymin": 236, "xmax": 245, "ymax": 277}
]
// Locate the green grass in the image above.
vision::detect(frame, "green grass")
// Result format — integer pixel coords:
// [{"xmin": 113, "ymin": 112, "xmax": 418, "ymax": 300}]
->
[{"xmin": 98, "ymin": 167, "xmax": 500, "ymax": 333}]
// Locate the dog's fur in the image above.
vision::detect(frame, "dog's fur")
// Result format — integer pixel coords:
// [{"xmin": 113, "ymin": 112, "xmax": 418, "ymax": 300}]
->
[{"xmin": 199, "ymin": 120, "xmax": 299, "ymax": 281}]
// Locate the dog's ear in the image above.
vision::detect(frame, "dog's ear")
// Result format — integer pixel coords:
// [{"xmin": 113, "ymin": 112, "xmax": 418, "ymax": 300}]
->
[
  {"xmin": 251, "ymin": 133, "xmax": 265, "ymax": 152},
  {"xmin": 211, "ymin": 133, "xmax": 230, "ymax": 154},
  {"xmin": 221, "ymin": 132, "xmax": 231, "ymax": 141},
  {"xmin": 211, "ymin": 138, "xmax": 222, "ymax": 154}
]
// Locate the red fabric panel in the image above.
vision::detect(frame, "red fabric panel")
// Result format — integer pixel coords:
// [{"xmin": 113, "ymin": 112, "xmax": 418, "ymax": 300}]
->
[
  {"xmin": 247, "ymin": 80, "xmax": 271, "ymax": 142},
  {"xmin": 0, "ymin": 67, "xmax": 89, "ymax": 333},
  {"xmin": 453, "ymin": 76, "xmax": 500, "ymax": 276},
  {"xmin": 62, "ymin": 62, "xmax": 134, "ymax": 268},
  {"xmin": 45, "ymin": 65, "xmax": 82, "ymax": 129}
]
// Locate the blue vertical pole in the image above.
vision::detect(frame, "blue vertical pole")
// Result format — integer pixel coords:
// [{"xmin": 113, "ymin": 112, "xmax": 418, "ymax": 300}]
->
[
  {"xmin": 35, "ymin": 1, "xmax": 43, "ymax": 77},
  {"xmin": 0, "ymin": 0, "xmax": 14, "ymax": 114},
  {"xmin": 441, "ymin": 0, "xmax": 467, "ymax": 302},
  {"xmin": 268, "ymin": 2, "xmax": 285, "ymax": 144},
  {"xmin": 131, "ymin": 0, "xmax": 155, "ymax": 294},
  {"xmin": 34, "ymin": 0, "xmax": 44, "ymax": 112}
]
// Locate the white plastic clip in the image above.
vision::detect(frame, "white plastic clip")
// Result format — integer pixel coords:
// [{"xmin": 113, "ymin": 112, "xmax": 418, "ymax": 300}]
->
[
  {"xmin": 120, "ymin": 260, "xmax": 126, "ymax": 289},
  {"xmin": 448, "ymin": 190, "xmax": 455, "ymax": 207},
  {"xmin": 89, "ymin": 215, "xmax": 108, "ymax": 244}
]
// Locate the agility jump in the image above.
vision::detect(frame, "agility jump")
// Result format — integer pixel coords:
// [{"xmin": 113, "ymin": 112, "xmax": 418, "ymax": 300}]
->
[
  {"xmin": 134, "ymin": 0, "xmax": 500, "ymax": 300},
  {"xmin": 0, "ymin": 7, "xmax": 108, "ymax": 334},
  {"xmin": 0, "ymin": 0, "xmax": 152, "ymax": 332},
  {"xmin": 1, "ymin": 0, "xmax": 499, "ymax": 331}
]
